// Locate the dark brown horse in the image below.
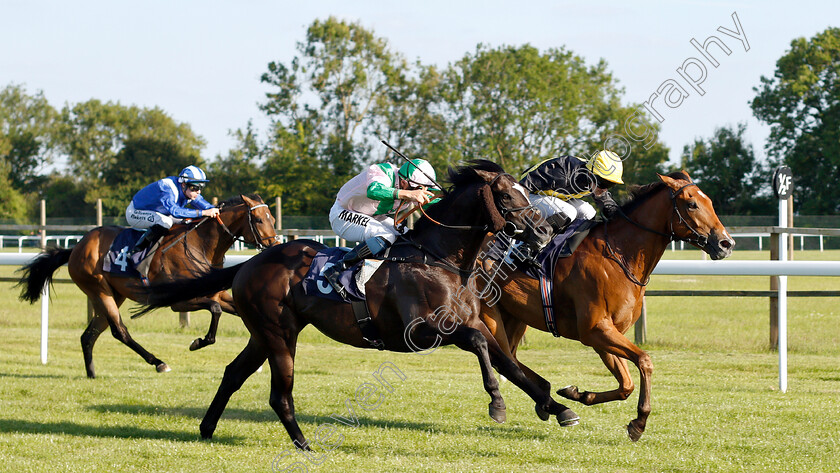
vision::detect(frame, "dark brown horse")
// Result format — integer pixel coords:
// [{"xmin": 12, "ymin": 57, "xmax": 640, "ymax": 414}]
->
[
  {"xmin": 137, "ymin": 161, "xmax": 586, "ymax": 447},
  {"xmin": 16, "ymin": 194, "xmax": 277, "ymax": 378},
  {"xmin": 479, "ymin": 171, "xmax": 735, "ymax": 441}
]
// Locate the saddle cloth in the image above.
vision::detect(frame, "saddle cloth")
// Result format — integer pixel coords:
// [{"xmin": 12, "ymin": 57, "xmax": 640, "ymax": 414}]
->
[
  {"xmin": 102, "ymin": 228, "xmax": 154, "ymax": 278},
  {"xmin": 301, "ymin": 247, "xmax": 383, "ymax": 302}
]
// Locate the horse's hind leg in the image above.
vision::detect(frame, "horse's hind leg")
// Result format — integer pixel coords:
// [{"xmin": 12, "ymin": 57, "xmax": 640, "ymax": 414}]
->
[
  {"xmin": 505, "ymin": 318, "xmax": 554, "ymax": 421},
  {"xmin": 557, "ymin": 351, "xmax": 634, "ymax": 405},
  {"xmin": 81, "ymin": 311, "xmax": 109, "ymax": 378},
  {"xmin": 90, "ymin": 294, "xmax": 170, "ymax": 373},
  {"xmin": 265, "ymin": 333, "xmax": 308, "ymax": 449},
  {"xmin": 200, "ymin": 337, "xmax": 267, "ymax": 439}
]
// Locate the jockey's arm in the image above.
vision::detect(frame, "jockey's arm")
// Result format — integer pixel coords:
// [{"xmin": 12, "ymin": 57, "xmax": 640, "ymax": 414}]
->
[{"xmin": 162, "ymin": 191, "xmax": 216, "ymax": 220}]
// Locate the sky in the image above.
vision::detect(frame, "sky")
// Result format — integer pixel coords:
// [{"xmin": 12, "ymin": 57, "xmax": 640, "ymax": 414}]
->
[{"xmin": 3, "ymin": 0, "xmax": 839, "ymax": 169}]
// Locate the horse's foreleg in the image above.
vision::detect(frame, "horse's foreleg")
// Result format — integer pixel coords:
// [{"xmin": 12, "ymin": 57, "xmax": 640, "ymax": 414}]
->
[
  {"xmin": 576, "ymin": 326, "xmax": 652, "ymax": 442},
  {"xmin": 469, "ymin": 321, "xmax": 579, "ymax": 427},
  {"xmin": 504, "ymin": 317, "xmax": 554, "ymax": 420},
  {"xmin": 200, "ymin": 337, "xmax": 267, "ymax": 439},
  {"xmin": 93, "ymin": 295, "xmax": 170, "ymax": 373},
  {"xmin": 172, "ymin": 299, "xmax": 223, "ymax": 351},
  {"xmin": 80, "ymin": 311, "xmax": 109, "ymax": 379},
  {"xmin": 448, "ymin": 325, "xmax": 508, "ymax": 423}
]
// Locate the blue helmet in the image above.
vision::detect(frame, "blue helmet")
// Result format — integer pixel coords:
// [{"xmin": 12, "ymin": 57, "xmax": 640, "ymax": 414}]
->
[{"xmin": 178, "ymin": 166, "xmax": 209, "ymax": 186}]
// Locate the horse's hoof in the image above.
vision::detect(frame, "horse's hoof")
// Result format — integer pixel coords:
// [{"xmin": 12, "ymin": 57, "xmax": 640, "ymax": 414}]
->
[
  {"xmin": 156, "ymin": 362, "xmax": 171, "ymax": 373},
  {"xmin": 627, "ymin": 420, "xmax": 644, "ymax": 442},
  {"xmin": 556, "ymin": 408, "xmax": 580, "ymax": 427},
  {"xmin": 199, "ymin": 421, "xmax": 216, "ymax": 440},
  {"xmin": 189, "ymin": 338, "xmax": 203, "ymax": 351},
  {"xmin": 557, "ymin": 385, "xmax": 580, "ymax": 400},
  {"xmin": 534, "ymin": 404, "xmax": 550, "ymax": 421},
  {"xmin": 489, "ymin": 404, "xmax": 507, "ymax": 423}
]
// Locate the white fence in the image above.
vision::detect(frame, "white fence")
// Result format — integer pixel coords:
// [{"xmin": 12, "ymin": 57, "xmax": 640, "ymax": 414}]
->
[{"xmin": 3, "ymin": 252, "xmax": 839, "ymax": 393}]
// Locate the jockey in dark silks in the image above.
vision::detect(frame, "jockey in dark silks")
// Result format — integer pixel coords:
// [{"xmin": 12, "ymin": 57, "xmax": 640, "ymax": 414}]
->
[
  {"xmin": 518, "ymin": 150, "xmax": 624, "ymax": 261},
  {"xmin": 125, "ymin": 165, "xmax": 220, "ymax": 254}
]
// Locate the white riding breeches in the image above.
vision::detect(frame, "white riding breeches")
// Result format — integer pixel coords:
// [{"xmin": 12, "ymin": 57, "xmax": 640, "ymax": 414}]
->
[
  {"xmin": 125, "ymin": 202, "xmax": 178, "ymax": 230},
  {"xmin": 329, "ymin": 202, "xmax": 400, "ymax": 244},
  {"xmin": 529, "ymin": 194, "xmax": 596, "ymax": 222}
]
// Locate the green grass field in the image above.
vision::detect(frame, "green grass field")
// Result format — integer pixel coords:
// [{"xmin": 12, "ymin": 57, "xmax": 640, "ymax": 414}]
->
[{"xmin": 0, "ymin": 249, "xmax": 838, "ymax": 472}]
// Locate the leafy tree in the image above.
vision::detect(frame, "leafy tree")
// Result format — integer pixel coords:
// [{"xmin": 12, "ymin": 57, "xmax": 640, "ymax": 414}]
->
[
  {"xmin": 41, "ymin": 174, "xmax": 95, "ymax": 222},
  {"xmin": 258, "ymin": 17, "xmax": 412, "ymax": 214},
  {"xmin": 58, "ymin": 100, "xmax": 205, "ymax": 184},
  {"xmin": 681, "ymin": 123, "xmax": 773, "ymax": 214},
  {"xmin": 94, "ymin": 136, "xmax": 203, "ymax": 215},
  {"xmin": 0, "ymin": 160, "xmax": 27, "ymax": 221},
  {"xmin": 751, "ymin": 27, "xmax": 840, "ymax": 213},
  {"xmin": 207, "ymin": 121, "xmax": 264, "ymax": 200},
  {"xmin": 0, "ymin": 84, "xmax": 60, "ymax": 190},
  {"xmin": 433, "ymin": 44, "xmax": 670, "ymax": 178}
]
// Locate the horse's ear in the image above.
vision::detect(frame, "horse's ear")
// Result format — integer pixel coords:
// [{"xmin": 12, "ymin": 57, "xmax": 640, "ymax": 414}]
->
[
  {"xmin": 657, "ymin": 173, "xmax": 681, "ymax": 190},
  {"xmin": 478, "ymin": 184, "xmax": 506, "ymax": 233},
  {"xmin": 473, "ymin": 169, "xmax": 496, "ymax": 183}
]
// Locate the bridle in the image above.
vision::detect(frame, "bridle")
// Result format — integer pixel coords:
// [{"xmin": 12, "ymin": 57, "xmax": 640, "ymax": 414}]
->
[
  {"xmin": 604, "ymin": 182, "xmax": 710, "ymax": 286},
  {"xmin": 386, "ymin": 172, "xmax": 538, "ymax": 278},
  {"xmin": 214, "ymin": 202, "xmax": 276, "ymax": 251},
  {"xmin": 396, "ymin": 172, "xmax": 535, "ymax": 238}
]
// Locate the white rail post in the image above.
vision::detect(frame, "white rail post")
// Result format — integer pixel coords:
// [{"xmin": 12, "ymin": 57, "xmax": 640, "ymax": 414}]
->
[
  {"xmin": 40, "ymin": 284, "xmax": 49, "ymax": 364},
  {"xmin": 772, "ymin": 165, "xmax": 792, "ymax": 393}
]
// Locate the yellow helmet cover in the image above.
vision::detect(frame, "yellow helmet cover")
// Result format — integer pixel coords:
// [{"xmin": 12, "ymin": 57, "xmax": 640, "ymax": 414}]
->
[{"xmin": 586, "ymin": 150, "xmax": 624, "ymax": 184}]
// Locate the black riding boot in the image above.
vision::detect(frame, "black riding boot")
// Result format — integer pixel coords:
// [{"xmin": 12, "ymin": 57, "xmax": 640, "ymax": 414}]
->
[
  {"xmin": 518, "ymin": 213, "xmax": 571, "ymax": 269},
  {"xmin": 131, "ymin": 225, "xmax": 168, "ymax": 255},
  {"xmin": 324, "ymin": 236, "xmax": 390, "ymax": 300}
]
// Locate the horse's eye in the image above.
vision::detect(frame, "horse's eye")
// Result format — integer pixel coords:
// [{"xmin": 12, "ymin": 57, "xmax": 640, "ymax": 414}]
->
[
  {"xmin": 501, "ymin": 193, "xmax": 512, "ymax": 201},
  {"xmin": 687, "ymin": 201, "xmax": 698, "ymax": 210},
  {"xmin": 254, "ymin": 218, "xmax": 263, "ymax": 224}
]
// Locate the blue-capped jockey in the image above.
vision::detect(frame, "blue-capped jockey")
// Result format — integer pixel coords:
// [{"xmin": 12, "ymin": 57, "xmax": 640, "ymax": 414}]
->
[{"xmin": 125, "ymin": 165, "xmax": 220, "ymax": 254}]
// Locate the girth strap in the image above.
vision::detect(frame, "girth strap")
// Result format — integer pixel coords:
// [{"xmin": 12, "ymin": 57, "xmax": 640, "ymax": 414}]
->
[{"xmin": 351, "ymin": 300, "xmax": 385, "ymax": 350}]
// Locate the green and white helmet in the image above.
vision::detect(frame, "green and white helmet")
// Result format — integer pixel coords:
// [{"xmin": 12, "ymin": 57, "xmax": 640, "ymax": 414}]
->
[{"xmin": 398, "ymin": 159, "xmax": 437, "ymax": 190}]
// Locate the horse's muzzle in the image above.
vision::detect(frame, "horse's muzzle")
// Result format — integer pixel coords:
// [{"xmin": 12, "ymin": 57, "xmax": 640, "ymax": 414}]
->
[{"xmin": 705, "ymin": 231, "xmax": 735, "ymax": 260}]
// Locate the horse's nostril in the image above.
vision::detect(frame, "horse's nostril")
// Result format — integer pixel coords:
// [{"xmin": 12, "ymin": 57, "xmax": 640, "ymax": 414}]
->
[{"xmin": 720, "ymin": 239, "xmax": 733, "ymax": 249}]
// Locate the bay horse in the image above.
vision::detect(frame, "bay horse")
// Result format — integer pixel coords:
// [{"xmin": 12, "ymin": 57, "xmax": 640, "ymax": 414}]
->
[
  {"xmin": 16, "ymin": 194, "xmax": 277, "ymax": 378},
  {"xmin": 137, "ymin": 160, "xmax": 584, "ymax": 447},
  {"xmin": 479, "ymin": 171, "xmax": 735, "ymax": 441}
]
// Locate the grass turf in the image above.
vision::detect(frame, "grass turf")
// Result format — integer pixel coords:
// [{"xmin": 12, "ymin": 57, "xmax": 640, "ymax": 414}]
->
[{"xmin": 0, "ymin": 249, "xmax": 838, "ymax": 472}]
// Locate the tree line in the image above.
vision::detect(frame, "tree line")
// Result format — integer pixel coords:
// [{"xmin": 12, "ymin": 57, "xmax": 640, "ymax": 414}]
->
[{"xmin": 2, "ymin": 18, "xmax": 838, "ymax": 223}]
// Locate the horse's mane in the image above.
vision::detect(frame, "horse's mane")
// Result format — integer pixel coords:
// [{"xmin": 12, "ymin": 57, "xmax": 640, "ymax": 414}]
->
[
  {"xmin": 618, "ymin": 171, "xmax": 691, "ymax": 215},
  {"xmin": 219, "ymin": 194, "xmax": 261, "ymax": 210},
  {"xmin": 445, "ymin": 159, "xmax": 505, "ymax": 189},
  {"xmin": 412, "ymin": 159, "xmax": 505, "ymax": 233}
]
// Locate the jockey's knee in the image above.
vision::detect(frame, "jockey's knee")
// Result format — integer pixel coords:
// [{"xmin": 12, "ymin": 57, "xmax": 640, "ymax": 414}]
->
[{"xmin": 577, "ymin": 202, "xmax": 596, "ymax": 220}]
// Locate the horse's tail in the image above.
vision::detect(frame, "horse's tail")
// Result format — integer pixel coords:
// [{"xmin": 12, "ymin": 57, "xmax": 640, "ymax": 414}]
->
[
  {"xmin": 131, "ymin": 263, "xmax": 245, "ymax": 319},
  {"xmin": 15, "ymin": 247, "xmax": 73, "ymax": 303}
]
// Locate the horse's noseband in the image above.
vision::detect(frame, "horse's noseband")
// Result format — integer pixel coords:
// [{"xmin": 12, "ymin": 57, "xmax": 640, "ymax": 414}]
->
[{"xmin": 669, "ymin": 184, "xmax": 709, "ymax": 247}]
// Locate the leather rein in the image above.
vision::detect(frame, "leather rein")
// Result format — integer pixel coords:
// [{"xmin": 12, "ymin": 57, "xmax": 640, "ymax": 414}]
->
[
  {"xmin": 603, "ymin": 183, "xmax": 709, "ymax": 286},
  {"xmin": 387, "ymin": 172, "xmax": 535, "ymax": 277}
]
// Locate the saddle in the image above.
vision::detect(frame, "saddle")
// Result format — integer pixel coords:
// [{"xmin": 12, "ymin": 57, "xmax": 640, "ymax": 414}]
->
[
  {"xmin": 102, "ymin": 228, "xmax": 161, "ymax": 281},
  {"xmin": 489, "ymin": 218, "xmax": 597, "ymax": 280},
  {"xmin": 302, "ymin": 247, "xmax": 385, "ymax": 349}
]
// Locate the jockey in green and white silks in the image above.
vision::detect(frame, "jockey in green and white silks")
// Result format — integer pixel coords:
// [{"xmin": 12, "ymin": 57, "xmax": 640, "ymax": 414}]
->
[
  {"xmin": 325, "ymin": 158, "xmax": 438, "ymax": 299},
  {"xmin": 329, "ymin": 159, "xmax": 438, "ymax": 244}
]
